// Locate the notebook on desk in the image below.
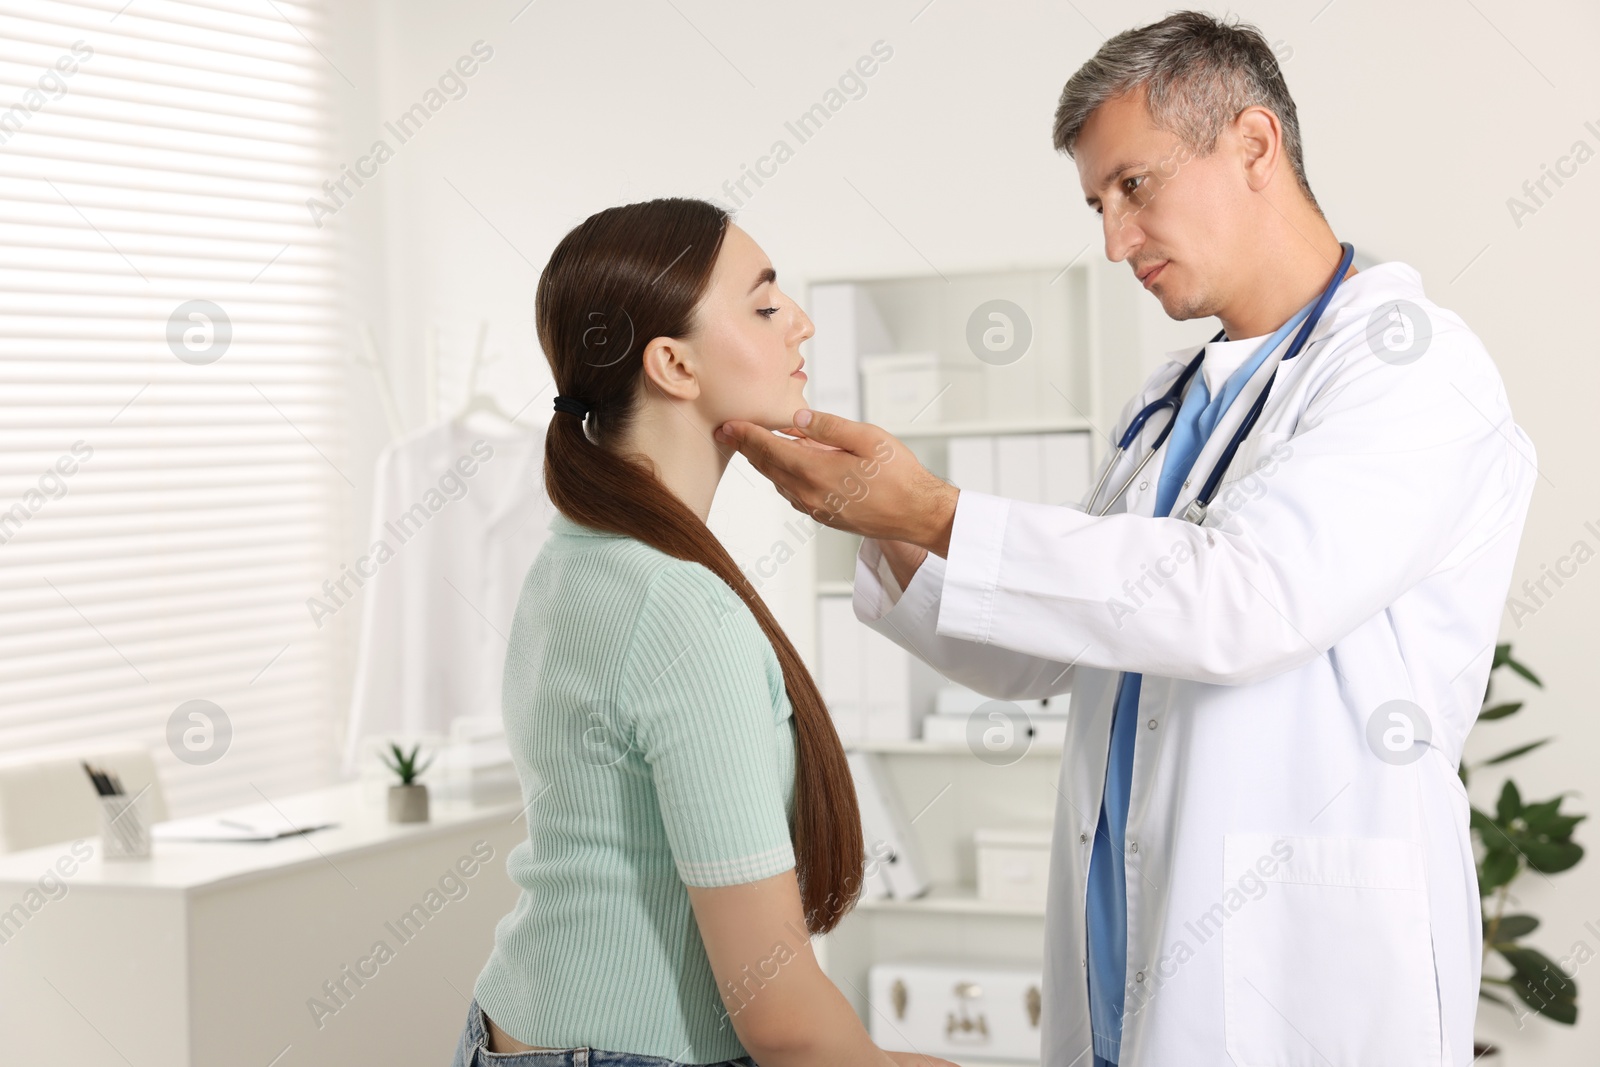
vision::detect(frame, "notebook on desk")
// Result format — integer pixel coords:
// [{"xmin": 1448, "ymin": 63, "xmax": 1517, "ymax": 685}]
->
[{"xmin": 150, "ymin": 815, "xmax": 338, "ymax": 842}]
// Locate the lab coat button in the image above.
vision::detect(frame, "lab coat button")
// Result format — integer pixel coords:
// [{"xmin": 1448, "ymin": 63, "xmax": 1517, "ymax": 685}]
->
[
  {"xmin": 1147, "ymin": 718, "xmax": 1157, "ymax": 730},
  {"xmin": 1129, "ymin": 841, "xmax": 1139, "ymax": 854},
  {"xmin": 1138, "ymin": 480, "xmax": 1148, "ymax": 490},
  {"xmin": 1135, "ymin": 971, "xmax": 1145, "ymax": 983},
  {"xmin": 1079, "ymin": 831, "xmax": 1089, "ymax": 843}
]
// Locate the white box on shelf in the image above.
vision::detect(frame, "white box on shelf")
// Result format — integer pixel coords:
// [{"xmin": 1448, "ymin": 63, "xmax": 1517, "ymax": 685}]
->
[
  {"xmin": 435, "ymin": 715, "xmax": 521, "ymax": 805},
  {"xmin": 921, "ymin": 714, "xmax": 1065, "ymax": 747},
  {"xmin": 860, "ymin": 352, "xmax": 941, "ymax": 424},
  {"xmin": 934, "ymin": 683, "xmax": 1043, "ymax": 718},
  {"xmin": 869, "ymin": 961, "xmax": 1044, "ymax": 1062},
  {"xmin": 975, "ymin": 826, "xmax": 1054, "ymax": 908}
]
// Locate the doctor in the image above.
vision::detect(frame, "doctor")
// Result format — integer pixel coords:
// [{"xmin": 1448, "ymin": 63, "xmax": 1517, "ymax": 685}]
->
[{"xmin": 714, "ymin": 11, "xmax": 1535, "ymax": 1067}]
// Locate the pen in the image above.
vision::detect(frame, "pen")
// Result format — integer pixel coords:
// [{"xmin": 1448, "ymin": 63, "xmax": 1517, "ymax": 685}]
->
[
  {"xmin": 82, "ymin": 761, "xmax": 109, "ymax": 796},
  {"xmin": 82, "ymin": 762, "xmax": 119, "ymax": 796}
]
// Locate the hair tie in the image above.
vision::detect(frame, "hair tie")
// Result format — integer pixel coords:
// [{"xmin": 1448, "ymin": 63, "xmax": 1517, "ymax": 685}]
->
[{"xmin": 553, "ymin": 395, "xmax": 593, "ymax": 418}]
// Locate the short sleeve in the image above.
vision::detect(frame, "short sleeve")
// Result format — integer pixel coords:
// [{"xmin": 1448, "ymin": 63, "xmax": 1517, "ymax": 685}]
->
[{"xmin": 621, "ymin": 563, "xmax": 796, "ymax": 887}]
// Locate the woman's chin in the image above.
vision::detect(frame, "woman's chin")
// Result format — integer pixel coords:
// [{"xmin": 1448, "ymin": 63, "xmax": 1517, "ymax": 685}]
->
[{"xmin": 747, "ymin": 394, "xmax": 808, "ymax": 432}]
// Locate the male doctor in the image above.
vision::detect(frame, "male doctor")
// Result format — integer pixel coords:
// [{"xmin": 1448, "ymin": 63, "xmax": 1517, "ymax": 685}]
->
[{"xmin": 715, "ymin": 11, "xmax": 1536, "ymax": 1067}]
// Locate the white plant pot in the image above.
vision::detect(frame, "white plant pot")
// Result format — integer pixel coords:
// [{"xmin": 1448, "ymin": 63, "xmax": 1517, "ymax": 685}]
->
[{"xmin": 388, "ymin": 783, "xmax": 430, "ymax": 823}]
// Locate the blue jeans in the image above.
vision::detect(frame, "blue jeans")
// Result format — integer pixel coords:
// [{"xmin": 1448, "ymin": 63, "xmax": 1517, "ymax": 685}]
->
[{"xmin": 449, "ymin": 997, "xmax": 758, "ymax": 1066}]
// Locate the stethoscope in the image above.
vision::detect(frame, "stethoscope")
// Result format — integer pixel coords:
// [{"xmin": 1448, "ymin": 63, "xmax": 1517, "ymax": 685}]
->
[{"xmin": 1085, "ymin": 241, "xmax": 1356, "ymax": 524}]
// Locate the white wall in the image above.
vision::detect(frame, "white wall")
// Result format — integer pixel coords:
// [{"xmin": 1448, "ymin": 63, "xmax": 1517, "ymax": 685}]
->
[{"xmin": 319, "ymin": 2, "xmax": 1599, "ymax": 1061}]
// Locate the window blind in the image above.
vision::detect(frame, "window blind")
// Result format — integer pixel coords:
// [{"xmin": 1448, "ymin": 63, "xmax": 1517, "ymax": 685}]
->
[{"xmin": 0, "ymin": 0, "xmax": 345, "ymax": 815}]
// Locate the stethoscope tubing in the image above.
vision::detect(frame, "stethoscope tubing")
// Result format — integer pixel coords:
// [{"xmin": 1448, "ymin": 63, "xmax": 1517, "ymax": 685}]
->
[{"xmin": 1086, "ymin": 242, "xmax": 1355, "ymax": 520}]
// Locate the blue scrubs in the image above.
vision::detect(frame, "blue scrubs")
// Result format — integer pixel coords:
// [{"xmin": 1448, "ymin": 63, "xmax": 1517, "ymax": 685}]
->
[{"xmin": 1083, "ymin": 301, "xmax": 1315, "ymax": 1063}]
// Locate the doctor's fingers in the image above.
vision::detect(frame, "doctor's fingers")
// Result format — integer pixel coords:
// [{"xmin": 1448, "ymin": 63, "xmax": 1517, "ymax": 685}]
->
[
  {"xmin": 774, "ymin": 483, "xmax": 842, "ymax": 527},
  {"xmin": 723, "ymin": 422, "xmax": 845, "ymax": 496},
  {"xmin": 775, "ymin": 427, "xmax": 847, "ymax": 452}
]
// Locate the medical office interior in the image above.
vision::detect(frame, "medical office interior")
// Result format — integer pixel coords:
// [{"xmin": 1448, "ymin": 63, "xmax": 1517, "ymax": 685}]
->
[{"xmin": 0, "ymin": 0, "xmax": 1595, "ymax": 1064}]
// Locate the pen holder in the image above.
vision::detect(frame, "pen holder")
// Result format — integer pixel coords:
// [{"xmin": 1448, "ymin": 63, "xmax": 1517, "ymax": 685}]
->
[{"xmin": 100, "ymin": 792, "xmax": 150, "ymax": 860}]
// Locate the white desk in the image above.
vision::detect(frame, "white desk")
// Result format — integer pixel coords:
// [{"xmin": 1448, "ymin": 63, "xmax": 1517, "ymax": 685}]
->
[{"xmin": 0, "ymin": 781, "xmax": 526, "ymax": 1066}]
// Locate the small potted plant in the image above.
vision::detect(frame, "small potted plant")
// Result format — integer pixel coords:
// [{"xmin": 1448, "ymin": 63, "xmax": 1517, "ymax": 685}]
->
[{"xmin": 381, "ymin": 741, "xmax": 434, "ymax": 824}]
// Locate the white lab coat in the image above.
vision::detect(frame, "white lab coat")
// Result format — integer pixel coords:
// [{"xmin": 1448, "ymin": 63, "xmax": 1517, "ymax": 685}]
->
[
  {"xmin": 341, "ymin": 420, "xmax": 551, "ymax": 776},
  {"xmin": 853, "ymin": 261, "xmax": 1535, "ymax": 1066}
]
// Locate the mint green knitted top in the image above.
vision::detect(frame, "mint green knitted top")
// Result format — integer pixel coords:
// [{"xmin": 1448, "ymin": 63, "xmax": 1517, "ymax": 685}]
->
[{"xmin": 472, "ymin": 510, "xmax": 798, "ymax": 1063}]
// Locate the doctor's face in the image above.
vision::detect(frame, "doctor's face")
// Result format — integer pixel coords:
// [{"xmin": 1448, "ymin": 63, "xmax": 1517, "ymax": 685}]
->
[
  {"xmin": 1076, "ymin": 88, "xmax": 1242, "ymax": 323},
  {"xmin": 676, "ymin": 223, "xmax": 814, "ymax": 432}
]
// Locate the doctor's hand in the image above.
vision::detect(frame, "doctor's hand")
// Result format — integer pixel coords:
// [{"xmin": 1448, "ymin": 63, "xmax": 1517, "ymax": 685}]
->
[{"xmin": 714, "ymin": 409, "xmax": 959, "ymax": 557}]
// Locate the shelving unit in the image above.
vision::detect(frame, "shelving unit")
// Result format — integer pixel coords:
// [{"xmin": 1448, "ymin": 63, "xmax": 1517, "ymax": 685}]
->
[
  {"xmin": 847, "ymin": 738, "xmax": 1063, "ymax": 758},
  {"xmin": 800, "ymin": 260, "xmax": 1138, "ymax": 1065},
  {"xmin": 852, "ymin": 882, "xmax": 1048, "ymax": 918}
]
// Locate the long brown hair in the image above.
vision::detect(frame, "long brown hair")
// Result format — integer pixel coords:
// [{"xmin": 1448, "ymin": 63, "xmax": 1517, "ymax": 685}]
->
[{"xmin": 536, "ymin": 197, "xmax": 863, "ymax": 934}]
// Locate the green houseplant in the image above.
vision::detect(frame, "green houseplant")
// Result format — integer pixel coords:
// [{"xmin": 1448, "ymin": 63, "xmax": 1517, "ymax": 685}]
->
[
  {"xmin": 1463, "ymin": 643, "xmax": 1585, "ymax": 1056},
  {"xmin": 381, "ymin": 741, "xmax": 435, "ymax": 824}
]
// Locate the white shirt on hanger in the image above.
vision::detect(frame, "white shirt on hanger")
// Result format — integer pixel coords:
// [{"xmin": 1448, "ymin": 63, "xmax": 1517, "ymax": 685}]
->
[{"xmin": 340, "ymin": 419, "xmax": 549, "ymax": 777}]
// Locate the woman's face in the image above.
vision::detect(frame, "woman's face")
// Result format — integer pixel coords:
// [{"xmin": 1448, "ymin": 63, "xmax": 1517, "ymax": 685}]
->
[{"xmin": 648, "ymin": 223, "xmax": 813, "ymax": 432}]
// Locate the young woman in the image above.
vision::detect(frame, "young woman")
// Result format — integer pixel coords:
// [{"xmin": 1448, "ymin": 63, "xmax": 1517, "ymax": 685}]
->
[{"xmin": 450, "ymin": 198, "xmax": 955, "ymax": 1067}]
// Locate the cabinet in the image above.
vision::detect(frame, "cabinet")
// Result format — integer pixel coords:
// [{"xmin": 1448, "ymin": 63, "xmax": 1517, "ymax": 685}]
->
[{"xmin": 802, "ymin": 261, "xmax": 1138, "ymax": 1065}]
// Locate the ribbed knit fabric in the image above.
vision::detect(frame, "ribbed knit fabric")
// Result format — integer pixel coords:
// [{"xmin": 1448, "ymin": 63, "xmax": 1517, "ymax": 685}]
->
[{"xmin": 472, "ymin": 510, "xmax": 798, "ymax": 1064}]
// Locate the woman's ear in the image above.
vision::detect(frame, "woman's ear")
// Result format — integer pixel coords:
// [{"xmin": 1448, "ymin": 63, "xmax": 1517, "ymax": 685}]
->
[{"xmin": 638, "ymin": 335, "xmax": 701, "ymax": 403}]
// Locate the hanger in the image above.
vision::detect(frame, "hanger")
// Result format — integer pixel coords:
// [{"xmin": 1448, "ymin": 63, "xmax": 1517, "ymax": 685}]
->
[{"xmin": 452, "ymin": 321, "xmax": 536, "ymax": 437}]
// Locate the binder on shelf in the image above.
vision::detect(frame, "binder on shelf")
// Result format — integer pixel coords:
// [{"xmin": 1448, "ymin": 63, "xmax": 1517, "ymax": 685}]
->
[
  {"xmin": 818, "ymin": 595, "xmax": 866, "ymax": 741},
  {"xmin": 856, "ymin": 842, "xmax": 893, "ymax": 903},
  {"xmin": 948, "ymin": 431, "xmax": 1094, "ymax": 508},
  {"xmin": 847, "ymin": 750, "xmax": 929, "ymax": 900},
  {"xmin": 1042, "ymin": 431, "xmax": 1093, "ymax": 507},
  {"xmin": 818, "ymin": 595, "xmax": 915, "ymax": 741},
  {"xmin": 947, "ymin": 435, "xmax": 996, "ymax": 494},
  {"xmin": 995, "ymin": 433, "xmax": 1042, "ymax": 503}
]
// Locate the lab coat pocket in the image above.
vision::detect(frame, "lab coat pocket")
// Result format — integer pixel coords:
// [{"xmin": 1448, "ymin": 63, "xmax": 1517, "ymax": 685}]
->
[{"xmin": 1222, "ymin": 833, "xmax": 1441, "ymax": 1067}]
